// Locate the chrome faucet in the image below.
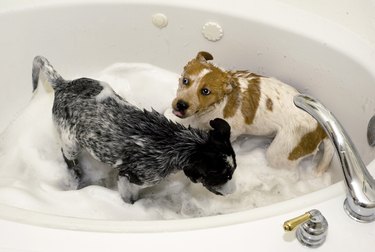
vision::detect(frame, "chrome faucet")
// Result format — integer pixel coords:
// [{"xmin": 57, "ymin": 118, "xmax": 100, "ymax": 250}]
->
[{"xmin": 294, "ymin": 94, "xmax": 375, "ymax": 222}]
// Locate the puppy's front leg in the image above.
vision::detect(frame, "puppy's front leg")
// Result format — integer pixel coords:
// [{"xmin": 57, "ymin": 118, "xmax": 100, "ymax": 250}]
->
[
  {"xmin": 117, "ymin": 175, "xmax": 144, "ymax": 204},
  {"xmin": 61, "ymin": 148, "xmax": 83, "ymax": 188}
]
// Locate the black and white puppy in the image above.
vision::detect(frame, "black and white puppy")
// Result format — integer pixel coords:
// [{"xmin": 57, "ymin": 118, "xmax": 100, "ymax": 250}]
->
[{"xmin": 32, "ymin": 56, "xmax": 237, "ymax": 203}]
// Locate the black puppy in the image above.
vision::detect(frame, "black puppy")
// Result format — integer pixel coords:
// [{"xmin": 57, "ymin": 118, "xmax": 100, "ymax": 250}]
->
[{"xmin": 32, "ymin": 56, "xmax": 237, "ymax": 203}]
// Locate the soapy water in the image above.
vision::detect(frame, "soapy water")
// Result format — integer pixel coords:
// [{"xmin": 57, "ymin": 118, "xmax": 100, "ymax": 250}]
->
[{"xmin": 0, "ymin": 63, "xmax": 334, "ymax": 220}]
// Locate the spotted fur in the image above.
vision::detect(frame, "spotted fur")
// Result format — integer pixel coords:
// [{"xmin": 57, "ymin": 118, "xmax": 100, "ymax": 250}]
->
[{"xmin": 168, "ymin": 51, "xmax": 334, "ymax": 174}]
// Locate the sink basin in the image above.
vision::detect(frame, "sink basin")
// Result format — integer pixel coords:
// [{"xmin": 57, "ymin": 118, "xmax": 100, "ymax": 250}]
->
[{"xmin": 0, "ymin": 0, "xmax": 374, "ymax": 251}]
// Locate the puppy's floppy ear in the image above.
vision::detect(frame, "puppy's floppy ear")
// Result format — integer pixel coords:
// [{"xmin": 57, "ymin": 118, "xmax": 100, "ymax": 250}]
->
[
  {"xmin": 196, "ymin": 51, "xmax": 214, "ymax": 62},
  {"xmin": 209, "ymin": 118, "xmax": 231, "ymax": 142}
]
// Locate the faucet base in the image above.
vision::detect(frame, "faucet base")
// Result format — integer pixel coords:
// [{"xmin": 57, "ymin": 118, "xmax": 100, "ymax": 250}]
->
[
  {"xmin": 295, "ymin": 210, "xmax": 328, "ymax": 248},
  {"xmin": 343, "ymin": 198, "xmax": 375, "ymax": 223}
]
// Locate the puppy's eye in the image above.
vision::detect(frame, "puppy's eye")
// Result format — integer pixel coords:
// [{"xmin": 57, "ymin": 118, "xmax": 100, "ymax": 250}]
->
[
  {"xmin": 182, "ymin": 78, "xmax": 189, "ymax": 85},
  {"xmin": 201, "ymin": 88, "xmax": 211, "ymax": 96}
]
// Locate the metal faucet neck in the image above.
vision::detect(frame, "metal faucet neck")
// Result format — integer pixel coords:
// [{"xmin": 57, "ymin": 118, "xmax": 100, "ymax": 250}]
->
[{"xmin": 294, "ymin": 94, "xmax": 375, "ymax": 222}]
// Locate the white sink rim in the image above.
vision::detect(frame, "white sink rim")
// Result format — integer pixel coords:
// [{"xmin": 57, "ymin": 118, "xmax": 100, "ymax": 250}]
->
[{"xmin": 0, "ymin": 0, "xmax": 374, "ymax": 233}]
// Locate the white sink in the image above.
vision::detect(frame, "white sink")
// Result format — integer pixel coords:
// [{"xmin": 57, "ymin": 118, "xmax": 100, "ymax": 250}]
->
[{"xmin": 0, "ymin": 0, "xmax": 374, "ymax": 251}]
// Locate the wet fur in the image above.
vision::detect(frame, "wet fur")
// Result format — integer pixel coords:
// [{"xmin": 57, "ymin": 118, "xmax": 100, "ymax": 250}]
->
[
  {"xmin": 168, "ymin": 51, "xmax": 334, "ymax": 174},
  {"xmin": 32, "ymin": 56, "xmax": 236, "ymax": 203}
]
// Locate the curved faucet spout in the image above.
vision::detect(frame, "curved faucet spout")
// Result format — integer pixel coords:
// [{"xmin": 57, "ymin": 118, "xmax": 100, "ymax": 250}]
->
[{"xmin": 294, "ymin": 94, "xmax": 375, "ymax": 222}]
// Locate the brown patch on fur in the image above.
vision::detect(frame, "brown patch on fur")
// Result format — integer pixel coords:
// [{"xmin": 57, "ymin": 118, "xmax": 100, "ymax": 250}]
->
[
  {"xmin": 288, "ymin": 125, "xmax": 327, "ymax": 161},
  {"xmin": 196, "ymin": 66, "xmax": 231, "ymax": 111},
  {"xmin": 230, "ymin": 70, "xmax": 265, "ymax": 79},
  {"xmin": 249, "ymin": 73, "xmax": 265, "ymax": 78},
  {"xmin": 266, "ymin": 97, "xmax": 273, "ymax": 111},
  {"xmin": 241, "ymin": 78, "xmax": 261, "ymax": 125},
  {"xmin": 223, "ymin": 85, "xmax": 241, "ymax": 118},
  {"xmin": 183, "ymin": 60, "xmax": 207, "ymax": 78}
]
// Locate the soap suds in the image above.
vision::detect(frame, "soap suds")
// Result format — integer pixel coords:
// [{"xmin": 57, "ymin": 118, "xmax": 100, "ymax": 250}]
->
[{"xmin": 0, "ymin": 63, "xmax": 335, "ymax": 220}]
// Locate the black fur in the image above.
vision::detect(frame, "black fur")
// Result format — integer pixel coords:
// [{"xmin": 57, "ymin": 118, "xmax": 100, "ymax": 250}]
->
[{"xmin": 32, "ymin": 56, "xmax": 237, "ymax": 203}]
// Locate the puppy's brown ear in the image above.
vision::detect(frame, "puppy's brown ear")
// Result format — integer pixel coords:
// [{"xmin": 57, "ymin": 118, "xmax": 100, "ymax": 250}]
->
[{"xmin": 196, "ymin": 51, "xmax": 214, "ymax": 61}]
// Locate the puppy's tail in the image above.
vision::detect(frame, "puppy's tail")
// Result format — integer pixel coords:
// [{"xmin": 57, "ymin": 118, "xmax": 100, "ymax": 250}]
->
[
  {"xmin": 316, "ymin": 138, "xmax": 335, "ymax": 175},
  {"xmin": 32, "ymin": 56, "xmax": 64, "ymax": 92}
]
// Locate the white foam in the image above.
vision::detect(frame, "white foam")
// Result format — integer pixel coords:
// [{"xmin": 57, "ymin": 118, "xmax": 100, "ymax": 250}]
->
[{"xmin": 0, "ymin": 63, "xmax": 335, "ymax": 220}]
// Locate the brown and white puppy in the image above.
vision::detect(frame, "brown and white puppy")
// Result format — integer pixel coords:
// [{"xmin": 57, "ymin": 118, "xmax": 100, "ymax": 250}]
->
[{"xmin": 168, "ymin": 51, "xmax": 334, "ymax": 174}]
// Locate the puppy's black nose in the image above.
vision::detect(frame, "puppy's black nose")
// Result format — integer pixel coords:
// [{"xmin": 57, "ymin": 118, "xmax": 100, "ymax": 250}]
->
[{"xmin": 176, "ymin": 100, "xmax": 189, "ymax": 111}]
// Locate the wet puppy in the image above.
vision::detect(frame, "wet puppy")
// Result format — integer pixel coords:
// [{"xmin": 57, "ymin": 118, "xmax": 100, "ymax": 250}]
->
[
  {"xmin": 169, "ymin": 51, "xmax": 333, "ymax": 174},
  {"xmin": 32, "ymin": 56, "xmax": 236, "ymax": 203}
]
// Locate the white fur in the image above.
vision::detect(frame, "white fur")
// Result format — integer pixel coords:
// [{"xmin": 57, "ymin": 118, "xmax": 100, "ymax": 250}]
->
[
  {"xmin": 96, "ymin": 81, "xmax": 115, "ymax": 101},
  {"xmin": 167, "ymin": 66, "xmax": 334, "ymax": 174}
]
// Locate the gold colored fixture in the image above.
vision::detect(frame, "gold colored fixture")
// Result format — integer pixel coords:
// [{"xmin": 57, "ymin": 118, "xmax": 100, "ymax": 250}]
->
[
  {"xmin": 283, "ymin": 209, "xmax": 328, "ymax": 248},
  {"xmin": 283, "ymin": 212, "xmax": 312, "ymax": 231}
]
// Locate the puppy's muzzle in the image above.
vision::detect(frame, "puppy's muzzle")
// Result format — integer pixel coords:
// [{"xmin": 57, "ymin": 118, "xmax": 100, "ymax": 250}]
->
[
  {"xmin": 173, "ymin": 100, "xmax": 189, "ymax": 118},
  {"xmin": 176, "ymin": 100, "xmax": 189, "ymax": 111}
]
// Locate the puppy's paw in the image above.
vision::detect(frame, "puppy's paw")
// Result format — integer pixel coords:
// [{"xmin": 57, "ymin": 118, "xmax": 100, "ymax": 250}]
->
[
  {"xmin": 62, "ymin": 170, "xmax": 80, "ymax": 190},
  {"xmin": 121, "ymin": 194, "xmax": 138, "ymax": 204},
  {"xmin": 117, "ymin": 176, "xmax": 141, "ymax": 204}
]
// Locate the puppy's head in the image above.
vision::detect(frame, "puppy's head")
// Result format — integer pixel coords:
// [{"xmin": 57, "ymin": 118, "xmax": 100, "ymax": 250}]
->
[
  {"xmin": 183, "ymin": 118, "xmax": 237, "ymax": 195},
  {"xmin": 172, "ymin": 51, "xmax": 234, "ymax": 118}
]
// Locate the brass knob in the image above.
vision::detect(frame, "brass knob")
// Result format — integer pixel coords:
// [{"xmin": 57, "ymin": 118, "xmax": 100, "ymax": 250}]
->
[
  {"xmin": 283, "ymin": 209, "xmax": 328, "ymax": 248},
  {"xmin": 283, "ymin": 212, "xmax": 312, "ymax": 231}
]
